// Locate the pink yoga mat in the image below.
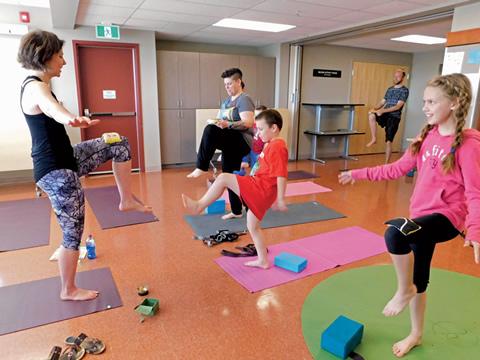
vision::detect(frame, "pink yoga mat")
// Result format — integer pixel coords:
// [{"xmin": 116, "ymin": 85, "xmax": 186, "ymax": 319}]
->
[
  {"xmin": 215, "ymin": 226, "xmax": 386, "ymax": 293},
  {"xmin": 221, "ymin": 181, "xmax": 331, "ymax": 204}
]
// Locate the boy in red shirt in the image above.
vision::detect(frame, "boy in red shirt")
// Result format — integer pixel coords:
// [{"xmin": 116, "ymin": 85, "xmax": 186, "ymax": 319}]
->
[{"xmin": 183, "ymin": 109, "xmax": 288, "ymax": 269}]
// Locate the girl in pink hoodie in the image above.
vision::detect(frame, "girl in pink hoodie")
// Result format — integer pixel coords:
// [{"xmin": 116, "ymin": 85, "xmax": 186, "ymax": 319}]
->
[{"xmin": 339, "ymin": 73, "xmax": 480, "ymax": 358}]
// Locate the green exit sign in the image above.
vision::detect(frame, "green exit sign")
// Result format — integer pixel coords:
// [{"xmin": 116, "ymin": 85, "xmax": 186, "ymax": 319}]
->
[{"xmin": 95, "ymin": 24, "xmax": 120, "ymax": 40}]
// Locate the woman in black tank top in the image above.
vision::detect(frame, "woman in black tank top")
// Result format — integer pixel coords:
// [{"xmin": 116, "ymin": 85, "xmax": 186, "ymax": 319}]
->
[{"xmin": 18, "ymin": 30, "xmax": 152, "ymax": 302}]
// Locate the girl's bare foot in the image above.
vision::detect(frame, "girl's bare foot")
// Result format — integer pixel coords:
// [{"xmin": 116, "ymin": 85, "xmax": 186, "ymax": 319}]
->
[
  {"xmin": 182, "ymin": 194, "xmax": 202, "ymax": 214},
  {"xmin": 119, "ymin": 198, "xmax": 152, "ymax": 213},
  {"xmin": 366, "ymin": 139, "xmax": 377, "ymax": 147},
  {"xmin": 244, "ymin": 259, "xmax": 270, "ymax": 269},
  {"xmin": 222, "ymin": 212, "xmax": 243, "ymax": 220},
  {"xmin": 61, "ymin": 287, "xmax": 99, "ymax": 301},
  {"xmin": 383, "ymin": 285, "xmax": 417, "ymax": 316},
  {"xmin": 187, "ymin": 168, "xmax": 207, "ymax": 178},
  {"xmin": 392, "ymin": 334, "xmax": 422, "ymax": 357}
]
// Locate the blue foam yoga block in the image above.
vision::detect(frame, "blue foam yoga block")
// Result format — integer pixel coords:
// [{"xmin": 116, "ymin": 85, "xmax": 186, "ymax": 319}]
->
[
  {"xmin": 274, "ymin": 252, "xmax": 308, "ymax": 273},
  {"xmin": 205, "ymin": 199, "xmax": 226, "ymax": 214},
  {"xmin": 321, "ymin": 315, "xmax": 364, "ymax": 359}
]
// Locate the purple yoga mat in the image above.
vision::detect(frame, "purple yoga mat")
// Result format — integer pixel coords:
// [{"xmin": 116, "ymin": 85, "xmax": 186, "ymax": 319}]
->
[
  {"xmin": 215, "ymin": 226, "xmax": 386, "ymax": 292},
  {"xmin": 0, "ymin": 267, "xmax": 122, "ymax": 336},
  {"xmin": 288, "ymin": 170, "xmax": 317, "ymax": 180},
  {"xmin": 84, "ymin": 186, "xmax": 158, "ymax": 229},
  {"xmin": 0, "ymin": 197, "xmax": 51, "ymax": 251},
  {"xmin": 222, "ymin": 181, "xmax": 331, "ymax": 204}
]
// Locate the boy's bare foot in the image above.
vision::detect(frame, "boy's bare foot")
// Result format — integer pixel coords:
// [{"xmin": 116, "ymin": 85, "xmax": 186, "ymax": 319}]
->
[
  {"xmin": 222, "ymin": 212, "xmax": 243, "ymax": 220},
  {"xmin": 61, "ymin": 287, "xmax": 99, "ymax": 301},
  {"xmin": 119, "ymin": 198, "xmax": 152, "ymax": 213},
  {"xmin": 383, "ymin": 285, "xmax": 416, "ymax": 316},
  {"xmin": 244, "ymin": 259, "xmax": 270, "ymax": 269},
  {"xmin": 187, "ymin": 168, "xmax": 207, "ymax": 178},
  {"xmin": 392, "ymin": 334, "xmax": 422, "ymax": 357},
  {"xmin": 366, "ymin": 139, "xmax": 377, "ymax": 147},
  {"xmin": 182, "ymin": 194, "xmax": 202, "ymax": 214}
]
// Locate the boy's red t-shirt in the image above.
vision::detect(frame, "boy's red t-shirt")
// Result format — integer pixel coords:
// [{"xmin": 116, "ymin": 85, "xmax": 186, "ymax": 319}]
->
[{"xmin": 236, "ymin": 138, "xmax": 288, "ymax": 220}]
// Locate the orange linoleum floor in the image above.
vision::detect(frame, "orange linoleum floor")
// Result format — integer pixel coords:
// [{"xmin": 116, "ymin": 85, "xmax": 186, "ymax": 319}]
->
[{"xmin": 0, "ymin": 155, "xmax": 478, "ymax": 360}]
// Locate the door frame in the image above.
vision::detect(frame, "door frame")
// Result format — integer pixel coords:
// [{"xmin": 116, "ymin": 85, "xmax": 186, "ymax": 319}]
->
[{"xmin": 72, "ymin": 40, "xmax": 145, "ymax": 172}]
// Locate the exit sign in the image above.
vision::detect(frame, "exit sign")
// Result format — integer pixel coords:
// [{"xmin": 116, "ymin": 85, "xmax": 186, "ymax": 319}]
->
[{"xmin": 95, "ymin": 24, "xmax": 120, "ymax": 40}]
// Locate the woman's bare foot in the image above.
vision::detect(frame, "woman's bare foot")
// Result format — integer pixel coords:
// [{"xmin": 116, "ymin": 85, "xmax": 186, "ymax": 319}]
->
[
  {"xmin": 182, "ymin": 194, "xmax": 202, "ymax": 214},
  {"xmin": 244, "ymin": 259, "xmax": 270, "ymax": 269},
  {"xmin": 222, "ymin": 212, "xmax": 243, "ymax": 220},
  {"xmin": 392, "ymin": 333, "xmax": 422, "ymax": 357},
  {"xmin": 383, "ymin": 285, "xmax": 417, "ymax": 316},
  {"xmin": 61, "ymin": 287, "xmax": 99, "ymax": 301},
  {"xmin": 187, "ymin": 168, "xmax": 207, "ymax": 178},
  {"xmin": 119, "ymin": 197, "xmax": 152, "ymax": 213},
  {"xmin": 366, "ymin": 138, "xmax": 377, "ymax": 147}
]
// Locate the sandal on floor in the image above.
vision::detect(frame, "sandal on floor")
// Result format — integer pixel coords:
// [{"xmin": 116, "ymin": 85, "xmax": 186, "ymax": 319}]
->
[
  {"xmin": 59, "ymin": 345, "xmax": 85, "ymax": 360},
  {"xmin": 65, "ymin": 333, "xmax": 105, "ymax": 355},
  {"xmin": 46, "ymin": 346, "xmax": 62, "ymax": 360}
]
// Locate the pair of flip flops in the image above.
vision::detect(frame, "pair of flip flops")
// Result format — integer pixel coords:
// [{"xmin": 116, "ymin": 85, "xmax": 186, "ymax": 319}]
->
[
  {"xmin": 47, "ymin": 344, "xmax": 84, "ymax": 360},
  {"xmin": 65, "ymin": 333, "xmax": 105, "ymax": 355},
  {"xmin": 221, "ymin": 243, "xmax": 266, "ymax": 257}
]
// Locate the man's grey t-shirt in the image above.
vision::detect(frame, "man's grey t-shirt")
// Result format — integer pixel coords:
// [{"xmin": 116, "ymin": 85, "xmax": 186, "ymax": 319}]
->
[
  {"xmin": 220, "ymin": 93, "xmax": 255, "ymax": 148},
  {"xmin": 383, "ymin": 86, "xmax": 409, "ymax": 118}
]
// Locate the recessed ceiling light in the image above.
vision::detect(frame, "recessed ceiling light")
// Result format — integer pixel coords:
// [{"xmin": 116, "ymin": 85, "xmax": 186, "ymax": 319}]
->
[
  {"xmin": 213, "ymin": 18, "xmax": 295, "ymax": 33},
  {"xmin": 391, "ymin": 35, "xmax": 446, "ymax": 45}
]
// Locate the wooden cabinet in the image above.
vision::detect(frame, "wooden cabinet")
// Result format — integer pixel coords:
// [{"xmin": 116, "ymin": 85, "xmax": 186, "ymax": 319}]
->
[
  {"xmin": 159, "ymin": 109, "xmax": 197, "ymax": 164},
  {"xmin": 256, "ymin": 57, "xmax": 275, "ymax": 108},
  {"xmin": 239, "ymin": 55, "xmax": 257, "ymax": 103}
]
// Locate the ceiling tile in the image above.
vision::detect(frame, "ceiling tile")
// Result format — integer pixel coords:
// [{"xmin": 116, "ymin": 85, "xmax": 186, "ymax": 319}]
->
[
  {"xmin": 331, "ymin": 11, "xmax": 380, "ymax": 23},
  {"xmin": 252, "ymin": 0, "xmax": 350, "ymax": 19},
  {"xmin": 186, "ymin": 0, "xmax": 264, "ymax": 8},
  {"xmin": 131, "ymin": 9, "xmax": 220, "ymax": 25},
  {"xmin": 77, "ymin": 3, "xmax": 136, "ymax": 17},
  {"xmin": 81, "ymin": 0, "xmax": 143, "ymax": 7},
  {"xmin": 141, "ymin": 0, "xmax": 243, "ymax": 18},
  {"xmin": 75, "ymin": 13, "xmax": 127, "ymax": 26},
  {"xmin": 123, "ymin": 17, "xmax": 169, "ymax": 30},
  {"xmin": 296, "ymin": 0, "xmax": 389, "ymax": 10},
  {"xmin": 363, "ymin": 0, "xmax": 429, "ymax": 15}
]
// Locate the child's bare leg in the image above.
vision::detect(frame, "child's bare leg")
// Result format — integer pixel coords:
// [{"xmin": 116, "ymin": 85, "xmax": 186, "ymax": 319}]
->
[
  {"xmin": 366, "ymin": 113, "xmax": 377, "ymax": 147},
  {"xmin": 59, "ymin": 247, "xmax": 99, "ymax": 301},
  {"xmin": 392, "ymin": 292, "xmax": 425, "ymax": 357},
  {"xmin": 113, "ymin": 160, "xmax": 152, "ymax": 213},
  {"xmin": 244, "ymin": 210, "xmax": 269, "ymax": 269},
  {"xmin": 383, "ymin": 252, "xmax": 417, "ymax": 316},
  {"xmin": 182, "ymin": 173, "xmax": 239, "ymax": 214}
]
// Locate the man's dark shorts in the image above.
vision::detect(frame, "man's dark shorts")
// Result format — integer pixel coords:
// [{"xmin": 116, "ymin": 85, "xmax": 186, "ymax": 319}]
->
[{"xmin": 375, "ymin": 113, "xmax": 401, "ymax": 142}]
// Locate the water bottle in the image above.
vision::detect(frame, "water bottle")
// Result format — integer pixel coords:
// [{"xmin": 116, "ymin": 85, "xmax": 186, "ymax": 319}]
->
[{"xmin": 86, "ymin": 234, "xmax": 96, "ymax": 259}]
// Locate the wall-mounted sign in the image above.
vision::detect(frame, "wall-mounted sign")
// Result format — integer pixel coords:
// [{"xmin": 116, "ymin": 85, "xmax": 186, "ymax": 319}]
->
[
  {"xmin": 96, "ymin": 24, "xmax": 120, "ymax": 40},
  {"xmin": 313, "ymin": 69, "xmax": 342, "ymax": 78},
  {"xmin": 103, "ymin": 90, "xmax": 116, "ymax": 99}
]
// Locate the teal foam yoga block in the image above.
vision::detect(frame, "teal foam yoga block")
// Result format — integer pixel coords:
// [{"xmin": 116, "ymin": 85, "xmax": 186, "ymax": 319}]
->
[
  {"xmin": 274, "ymin": 252, "xmax": 308, "ymax": 273},
  {"xmin": 205, "ymin": 199, "xmax": 226, "ymax": 214},
  {"xmin": 321, "ymin": 315, "xmax": 364, "ymax": 359}
]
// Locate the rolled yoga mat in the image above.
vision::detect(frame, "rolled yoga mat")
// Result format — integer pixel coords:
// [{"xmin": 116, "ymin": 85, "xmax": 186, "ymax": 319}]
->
[
  {"xmin": 302, "ymin": 265, "xmax": 480, "ymax": 359},
  {"xmin": 0, "ymin": 197, "xmax": 51, "ymax": 251},
  {"xmin": 215, "ymin": 226, "xmax": 386, "ymax": 293},
  {"xmin": 185, "ymin": 201, "xmax": 345, "ymax": 237},
  {"xmin": 84, "ymin": 186, "xmax": 158, "ymax": 229},
  {"xmin": 0, "ymin": 267, "xmax": 122, "ymax": 336}
]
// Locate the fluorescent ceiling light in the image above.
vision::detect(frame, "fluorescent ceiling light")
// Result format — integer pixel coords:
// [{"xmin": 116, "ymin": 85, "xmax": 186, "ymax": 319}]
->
[
  {"xmin": 0, "ymin": 0, "xmax": 49, "ymax": 8},
  {"xmin": 391, "ymin": 34, "xmax": 446, "ymax": 45},
  {"xmin": 213, "ymin": 18, "xmax": 295, "ymax": 33},
  {"xmin": 0, "ymin": 23, "xmax": 28, "ymax": 35}
]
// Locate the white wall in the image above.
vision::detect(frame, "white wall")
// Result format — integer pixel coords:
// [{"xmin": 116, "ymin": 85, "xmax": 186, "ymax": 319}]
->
[
  {"xmin": 402, "ymin": 50, "xmax": 444, "ymax": 150},
  {"xmin": 0, "ymin": 4, "xmax": 161, "ymax": 173},
  {"xmin": 451, "ymin": 2, "xmax": 480, "ymax": 31}
]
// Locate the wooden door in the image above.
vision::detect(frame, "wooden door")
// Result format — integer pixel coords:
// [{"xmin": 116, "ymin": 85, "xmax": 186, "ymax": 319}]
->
[
  {"xmin": 159, "ymin": 109, "xmax": 180, "ymax": 164},
  {"xmin": 157, "ymin": 51, "xmax": 180, "ymax": 109},
  {"xmin": 74, "ymin": 41, "xmax": 144, "ymax": 172},
  {"xmin": 257, "ymin": 57, "xmax": 276, "ymax": 108},
  {"xmin": 239, "ymin": 55, "xmax": 257, "ymax": 104},
  {"xmin": 178, "ymin": 52, "xmax": 200, "ymax": 109},
  {"xmin": 350, "ymin": 62, "xmax": 410, "ymax": 155}
]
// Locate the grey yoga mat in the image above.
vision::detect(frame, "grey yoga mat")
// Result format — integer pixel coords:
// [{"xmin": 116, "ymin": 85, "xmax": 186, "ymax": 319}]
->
[
  {"xmin": 84, "ymin": 186, "xmax": 158, "ymax": 229},
  {"xmin": 0, "ymin": 197, "xmax": 51, "ymax": 251},
  {"xmin": 185, "ymin": 201, "xmax": 345, "ymax": 237},
  {"xmin": 288, "ymin": 170, "xmax": 317, "ymax": 180},
  {"xmin": 0, "ymin": 268, "xmax": 122, "ymax": 336}
]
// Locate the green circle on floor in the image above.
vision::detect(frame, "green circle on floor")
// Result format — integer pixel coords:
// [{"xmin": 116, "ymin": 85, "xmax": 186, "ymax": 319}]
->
[{"xmin": 302, "ymin": 265, "xmax": 480, "ymax": 359}]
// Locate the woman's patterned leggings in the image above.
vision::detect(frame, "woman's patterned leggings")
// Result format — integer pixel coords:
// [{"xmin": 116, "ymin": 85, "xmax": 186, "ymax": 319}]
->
[{"xmin": 36, "ymin": 137, "xmax": 131, "ymax": 250}]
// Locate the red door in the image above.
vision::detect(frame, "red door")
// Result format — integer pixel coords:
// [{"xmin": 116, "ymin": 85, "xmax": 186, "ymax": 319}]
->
[{"xmin": 73, "ymin": 41, "xmax": 144, "ymax": 172}]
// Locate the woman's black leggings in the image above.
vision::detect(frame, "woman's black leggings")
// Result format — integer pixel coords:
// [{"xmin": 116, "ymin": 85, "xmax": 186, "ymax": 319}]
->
[
  {"xmin": 196, "ymin": 125, "xmax": 250, "ymax": 215},
  {"xmin": 385, "ymin": 213, "xmax": 459, "ymax": 293}
]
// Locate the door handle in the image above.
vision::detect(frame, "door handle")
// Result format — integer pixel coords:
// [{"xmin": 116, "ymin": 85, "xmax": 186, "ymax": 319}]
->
[{"xmin": 85, "ymin": 111, "xmax": 136, "ymax": 117}]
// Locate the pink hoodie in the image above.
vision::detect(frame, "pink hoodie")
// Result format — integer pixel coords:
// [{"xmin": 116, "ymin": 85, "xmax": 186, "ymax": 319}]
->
[{"xmin": 352, "ymin": 126, "xmax": 480, "ymax": 242}]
